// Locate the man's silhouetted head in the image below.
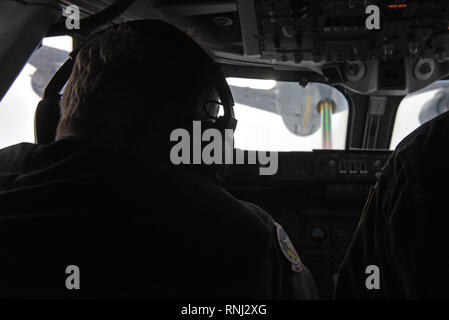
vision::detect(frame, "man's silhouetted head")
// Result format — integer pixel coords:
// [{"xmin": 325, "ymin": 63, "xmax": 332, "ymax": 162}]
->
[{"xmin": 56, "ymin": 20, "xmax": 220, "ymax": 149}]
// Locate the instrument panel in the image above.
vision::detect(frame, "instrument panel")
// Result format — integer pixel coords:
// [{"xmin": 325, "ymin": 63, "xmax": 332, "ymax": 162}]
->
[
  {"xmin": 250, "ymin": 0, "xmax": 449, "ymax": 95},
  {"xmin": 225, "ymin": 149, "xmax": 392, "ymax": 298}
]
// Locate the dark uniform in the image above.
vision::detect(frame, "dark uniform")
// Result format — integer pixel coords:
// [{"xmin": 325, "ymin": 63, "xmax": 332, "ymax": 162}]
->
[
  {"xmin": 0, "ymin": 137, "xmax": 317, "ymax": 299},
  {"xmin": 335, "ymin": 110, "xmax": 449, "ymax": 299}
]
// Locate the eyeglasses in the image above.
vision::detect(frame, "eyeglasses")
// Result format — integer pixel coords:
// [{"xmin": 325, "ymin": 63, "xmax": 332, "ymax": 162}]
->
[{"xmin": 203, "ymin": 99, "xmax": 223, "ymax": 120}]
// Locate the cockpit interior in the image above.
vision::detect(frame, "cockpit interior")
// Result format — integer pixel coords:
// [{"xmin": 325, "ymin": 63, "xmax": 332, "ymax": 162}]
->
[{"xmin": 1, "ymin": 0, "xmax": 449, "ymax": 300}]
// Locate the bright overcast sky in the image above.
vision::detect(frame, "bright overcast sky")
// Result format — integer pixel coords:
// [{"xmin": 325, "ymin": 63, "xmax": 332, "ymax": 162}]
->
[{"xmin": 0, "ymin": 36, "xmax": 72, "ymax": 149}]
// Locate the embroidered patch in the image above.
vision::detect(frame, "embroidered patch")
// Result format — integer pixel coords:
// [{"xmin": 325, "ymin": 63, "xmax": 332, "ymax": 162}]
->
[{"xmin": 275, "ymin": 223, "xmax": 304, "ymax": 273}]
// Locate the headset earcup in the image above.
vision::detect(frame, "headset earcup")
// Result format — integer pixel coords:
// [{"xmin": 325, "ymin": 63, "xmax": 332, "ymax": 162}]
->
[{"xmin": 34, "ymin": 96, "xmax": 61, "ymax": 144}]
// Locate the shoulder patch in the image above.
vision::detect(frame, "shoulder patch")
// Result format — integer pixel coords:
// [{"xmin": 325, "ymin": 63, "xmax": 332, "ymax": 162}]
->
[{"xmin": 275, "ymin": 223, "xmax": 304, "ymax": 273}]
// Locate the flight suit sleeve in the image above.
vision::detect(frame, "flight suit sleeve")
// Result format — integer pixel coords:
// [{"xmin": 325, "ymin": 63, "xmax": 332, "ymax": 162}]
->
[{"xmin": 241, "ymin": 201, "xmax": 318, "ymax": 300}]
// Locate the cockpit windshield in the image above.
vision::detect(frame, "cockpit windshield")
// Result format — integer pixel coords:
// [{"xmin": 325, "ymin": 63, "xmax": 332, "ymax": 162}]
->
[
  {"xmin": 391, "ymin": 80, "xmax": 449, "ymax": 149},
  {"xmin": 227, "ymin": 78, "xmax": 349, "ymax": 151}
]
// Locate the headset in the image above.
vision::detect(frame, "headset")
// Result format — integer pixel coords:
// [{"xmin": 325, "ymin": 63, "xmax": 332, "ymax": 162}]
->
[{"xmin": 34, "ymin": 19, "xmax": 237, "ymax": 144}]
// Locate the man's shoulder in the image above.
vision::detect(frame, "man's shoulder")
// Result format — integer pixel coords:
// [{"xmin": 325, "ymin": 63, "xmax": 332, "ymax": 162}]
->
[
  {"xmin": 396, "ymin": 110, "xmax": 449, "ymax": 154},
  {"xmin": 394, "ymin": 111, "xmax": 449, "ymax": 174},
  {"xmin": 154, "ymin": 168, "xmax": 273, "ymax": 240},
  {"xmin": 239, "ymin": 200, "xmax": 276, "ymax": 231},
  {"xmin": 0, "ymin": 142, "xmax": 39, "ymax": 172},
  {"xmin": 0, "ymin": 139, "xmax": 91, "ymax": 172}
]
